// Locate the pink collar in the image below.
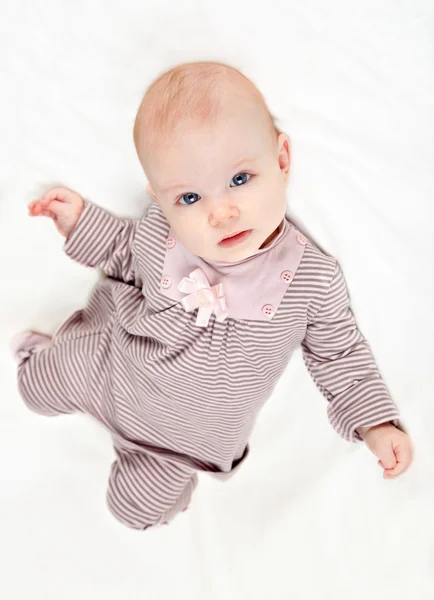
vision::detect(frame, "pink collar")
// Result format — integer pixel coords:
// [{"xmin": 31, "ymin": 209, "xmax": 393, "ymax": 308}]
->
[{"xmin": 159, "ymin": 216, "xmax": 307, "ymax": 323}]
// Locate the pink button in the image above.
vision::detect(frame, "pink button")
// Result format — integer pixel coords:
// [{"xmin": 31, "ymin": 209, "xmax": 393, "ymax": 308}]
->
[
  {"xmin": 161, "ymin": 275, "xmax": 172, "ymax": 289},
  {"xmin": 166, "ymin": 236, "xmax": 176, "ymax": 249},
  {"xmin": 296, "ymin": 234, "xmax": 307, "ymax": 246},
  {"xmin": 280, "ymin": 270, "xmax": 293, "ymax": 282},
  {"xmin": 262, "ymin": 304, "xmax": 275, "ymax": 318}
]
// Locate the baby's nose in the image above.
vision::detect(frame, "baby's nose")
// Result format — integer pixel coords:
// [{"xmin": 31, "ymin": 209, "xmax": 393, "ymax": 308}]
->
[{"xmin": 208, "ymin": 201, "xmax": 239, "ymax": 226}]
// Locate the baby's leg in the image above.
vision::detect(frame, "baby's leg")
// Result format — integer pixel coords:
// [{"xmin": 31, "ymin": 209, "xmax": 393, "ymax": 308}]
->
[
  {"xmin": 107, "ymin": 447, "xmax": 197, "ymax": 530},
  {"xmin": 12, "ymin": 330, "xmax": 87, "ymax": 416}
]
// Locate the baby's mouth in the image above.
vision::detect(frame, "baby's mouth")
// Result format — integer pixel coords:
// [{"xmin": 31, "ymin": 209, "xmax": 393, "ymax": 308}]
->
[{"xmin": 218, "ymin": 229, "xmax": 253, "ymax": 248}]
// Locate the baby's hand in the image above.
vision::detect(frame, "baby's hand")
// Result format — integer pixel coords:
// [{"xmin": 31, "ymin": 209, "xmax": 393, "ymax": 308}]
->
[
  {"xmin": 359, "ymin": 423, "xmax": 413, "ymax": 479},
  {"xmin": 28, "ymin": 187, "xmax": 84, "ymax": 238}
]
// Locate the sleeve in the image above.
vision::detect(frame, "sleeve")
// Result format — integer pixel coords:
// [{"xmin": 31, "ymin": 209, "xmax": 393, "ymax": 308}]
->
[
  {"xmin": 301, "ymin": 262, "xmax": 400, "ymax": 442},
  {"xmin": 64, "ymin": 201, "xmax": 142, "ymax": 286}
]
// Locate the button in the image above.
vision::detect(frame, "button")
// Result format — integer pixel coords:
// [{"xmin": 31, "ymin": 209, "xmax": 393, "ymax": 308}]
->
[
  {"xmin": 166, "ymin": 236, "xmax": 176, "ymax": 249},
  {"xmin": 262, "ymin": 304, "xmax": 275, "ymax": 318},
  {"xmin": 280, "ymin": 270, "xmax": 293, "ymax": 282},
  {"xmin": 161, "ymin": 275, "xmax": 172, "ymax": 289},
  {"xmin": 297, "ymin": 234, "xmax": 307, "ymax": 246}
]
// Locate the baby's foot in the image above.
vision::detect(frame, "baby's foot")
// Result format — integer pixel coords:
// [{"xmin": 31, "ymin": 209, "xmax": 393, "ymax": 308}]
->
[
  {"xmin": 10, "ymin": 331, "xmax": 52, "ymax": 364},
  {"xmin": 161, "ymin": 507, "xmax": 189, "ymax": 526}
]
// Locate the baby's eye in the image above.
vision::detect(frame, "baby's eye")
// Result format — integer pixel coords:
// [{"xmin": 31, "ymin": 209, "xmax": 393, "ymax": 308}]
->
[
  {"xmin": 178, "ymin": 192, "xmax": 201, "ymax": 205},
  {"xmin": 230, "ymin": 172, "xmax": 251, "ymax": 187}
]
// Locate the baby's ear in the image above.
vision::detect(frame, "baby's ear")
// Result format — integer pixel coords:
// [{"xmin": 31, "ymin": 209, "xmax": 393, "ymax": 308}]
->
[
  {"xmin": 277, "ymin": 133, "xmax": 291, "ymax": 186},
  {"xmin": 146, "ymin": 182, "xmax": 158, "ymax": 202}
]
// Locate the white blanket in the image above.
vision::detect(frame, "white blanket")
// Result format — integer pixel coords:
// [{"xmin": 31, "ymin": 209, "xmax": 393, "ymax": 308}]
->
[{"xmin": 1, "ymin": 1, "xmax": 433, "ymax": 598}]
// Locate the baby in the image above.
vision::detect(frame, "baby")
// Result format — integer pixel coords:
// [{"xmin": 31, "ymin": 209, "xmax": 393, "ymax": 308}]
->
[{"xmin": 11, "ymin": 62, "xmax": 413, "ymax": 530}]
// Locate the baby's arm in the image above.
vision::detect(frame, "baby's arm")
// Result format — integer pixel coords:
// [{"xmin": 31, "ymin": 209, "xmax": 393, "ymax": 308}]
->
[
  {"xmin": 29, "ymin": 187, "xmax": 142, "ymax": 286},
  {"xmin": 301, "ymin": 262, "xmax": 412, "ymax": 477}
]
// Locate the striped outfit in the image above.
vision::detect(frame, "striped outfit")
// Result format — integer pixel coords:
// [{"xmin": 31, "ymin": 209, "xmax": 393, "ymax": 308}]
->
[{"xmin": 16, "ymin": 201, "xmax": 400, "ymax": 529}]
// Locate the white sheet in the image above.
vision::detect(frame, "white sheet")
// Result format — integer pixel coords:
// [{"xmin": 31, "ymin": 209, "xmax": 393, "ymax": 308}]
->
[{"xmin": 1, "ymin": 1, "xmax": 433, "ymax": 598}]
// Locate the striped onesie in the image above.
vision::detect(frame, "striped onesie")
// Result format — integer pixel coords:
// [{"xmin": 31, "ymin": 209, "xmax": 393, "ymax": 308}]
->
[{"xmin": 16, "ymin": 200, "xmax": 400, "ymax": 529}]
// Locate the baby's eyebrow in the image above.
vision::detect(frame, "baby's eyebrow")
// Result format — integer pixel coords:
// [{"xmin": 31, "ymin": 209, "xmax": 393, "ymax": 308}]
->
[
  {"xmin": 162, "ymin": 157, "xmax": 258, "ymax": 194},
  {"xmin": 232, "ymin": 157, "xmax": 258, "ymax": 170},
  {"xmin": 162, "ymin": 182, "xmax": 190, "ymax": 193}
]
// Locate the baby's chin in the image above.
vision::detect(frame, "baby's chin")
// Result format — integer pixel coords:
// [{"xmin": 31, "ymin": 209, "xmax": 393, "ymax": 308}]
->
[
  {"xmin": 180, "ymin": 229, "xmax": 279, "ymax": 263},
  {"xmin": 186, "ymin": 243, "xmax": 261, "ymax": 264}
]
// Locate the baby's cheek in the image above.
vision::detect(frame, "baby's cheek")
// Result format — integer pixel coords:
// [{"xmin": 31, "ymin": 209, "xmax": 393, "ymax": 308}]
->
[
  {"xmin": 179, "ymin": 216, "xmax": 208, "ymax": 242},
  {"xmin": 183, "ymin": 232, "xmax": 206, "ymax": 255}
]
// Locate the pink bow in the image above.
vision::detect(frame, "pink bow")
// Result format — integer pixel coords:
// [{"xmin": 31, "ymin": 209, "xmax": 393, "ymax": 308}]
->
[{"xmin": 178, "ymin": 268, "xmax": 228, "ymax": 327}]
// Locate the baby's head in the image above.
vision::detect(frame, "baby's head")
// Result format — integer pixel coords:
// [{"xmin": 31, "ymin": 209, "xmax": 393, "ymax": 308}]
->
[{"xmin": 134, "ymin": 62, "xmax": 290, "ymax": 262}]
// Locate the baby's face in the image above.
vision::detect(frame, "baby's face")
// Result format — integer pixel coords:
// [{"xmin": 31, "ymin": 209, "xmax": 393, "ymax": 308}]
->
[{"xmin": 145, "ymin": 108, "xmax": 290, "ymax": 263}]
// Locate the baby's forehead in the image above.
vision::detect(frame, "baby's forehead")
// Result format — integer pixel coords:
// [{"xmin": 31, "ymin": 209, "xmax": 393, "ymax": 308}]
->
[
  {"xmin": 151, "ymin": 86, "xmax": 266, "ymax": 142},
  {"xmin": 134, "ymin": 63, "xmax": 276, "ymax": 167},
  {"xmin": 160, "ymin": 116, "xmax": 270, "ymax": 169}
]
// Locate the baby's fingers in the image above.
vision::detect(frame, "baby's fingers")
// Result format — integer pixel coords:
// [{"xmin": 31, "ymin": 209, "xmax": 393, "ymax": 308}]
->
[
  {"xmin": 383, "ymin": 446, "xmax": 413, "ymax": 479},
  {"xmin": 384, "ymin": 462, "xmax": 408, "ymax": 479},
  {"xmin": 29, "ymin": 187, "xmax": 80, "ymax": 212},
  {"xmin": 28, "ymin": 198, "xmax": 55, "ymax": 219},
  {"xmin": 40, "ymin": 187, "xmax": 74, "ymax": 204},
  {"xmin": 28, "ymin": 197, "xmax": 54, "ymax": 214},
  {"xmin": 29, "ymin": 198, "xmax": 69, "ymax": 218},
  {"xmin": 28, "ymin": 201, "xmax": 51, "ymax": 216}
]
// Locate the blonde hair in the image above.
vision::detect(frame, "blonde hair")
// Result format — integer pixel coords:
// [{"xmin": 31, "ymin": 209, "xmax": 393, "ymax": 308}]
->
[{"xmin": 133, "ymin": 61, "xmax": 279, "ymax": 168}]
